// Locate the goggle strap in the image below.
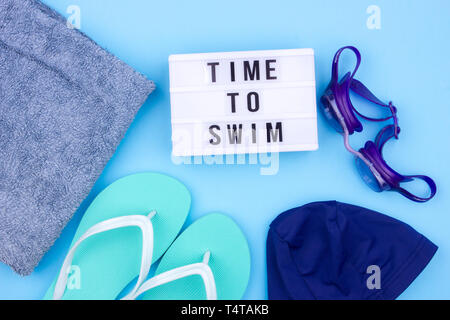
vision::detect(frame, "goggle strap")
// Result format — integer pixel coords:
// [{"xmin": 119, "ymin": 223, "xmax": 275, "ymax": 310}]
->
[
  {"xmin": 350, "ymin": 78, "xmax": 387, "ymax": 107},
  {"xmin": 332, "ymin": 46, "xmax": 361, "ymax": 85},
  {"xmin": 375, "ymin": 124, "xmax": 401, "ymax": 154},
  {"xmin": 332, "ymin": 47, "xmax": 399, "ymax": 136},
  {"xmin": 396, "ymin": 175, "xmax": 437, "ymax": 203},
  {"xmin": 350, "ymin": 79, "xmax": 400, "ymax": 136}
]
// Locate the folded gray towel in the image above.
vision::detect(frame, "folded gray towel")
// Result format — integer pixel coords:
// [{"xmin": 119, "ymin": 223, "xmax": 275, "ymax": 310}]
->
[{"xmin": 0, "ymin": 0, "xmax": 155, "ymax": 275}]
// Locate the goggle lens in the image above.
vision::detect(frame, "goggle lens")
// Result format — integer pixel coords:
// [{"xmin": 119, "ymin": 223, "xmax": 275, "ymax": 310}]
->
[
  {"xmin": 319, "ymin": 92, "xmax": 344, "ymax": 134},
  {"xmin": 355, "ymin": 156, "xmax": 382, "ymax": 192}
]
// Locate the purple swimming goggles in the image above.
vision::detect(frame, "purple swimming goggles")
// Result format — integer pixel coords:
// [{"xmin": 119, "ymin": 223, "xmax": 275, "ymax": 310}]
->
[{"xmin": 320, "ymin": 46, "xmax": 436, "ymax": 202}]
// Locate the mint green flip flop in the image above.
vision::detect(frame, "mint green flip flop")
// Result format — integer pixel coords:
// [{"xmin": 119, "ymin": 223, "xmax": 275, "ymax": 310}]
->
[
  {"xmin": 127, "ymin": 213, "xmax": 251, "ymax": 300},
  {"xmin": 44, "ymin": 172, "xmax": 191, "ymax": 300}
]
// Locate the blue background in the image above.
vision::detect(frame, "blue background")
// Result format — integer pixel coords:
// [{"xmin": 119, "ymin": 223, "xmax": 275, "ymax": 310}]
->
[{"xmin": 1, "ymin": 0, "xmax": 449, "ymax": 299}]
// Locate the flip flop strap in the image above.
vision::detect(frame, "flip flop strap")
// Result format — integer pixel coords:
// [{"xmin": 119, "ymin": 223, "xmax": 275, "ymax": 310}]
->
[
  {"xmin": 53, "ymin": 213, "xmax": 155, "ymax": 300},
  {"xmin": 126, "ymin": 252, "xmax": 217, "ymax": 300}
]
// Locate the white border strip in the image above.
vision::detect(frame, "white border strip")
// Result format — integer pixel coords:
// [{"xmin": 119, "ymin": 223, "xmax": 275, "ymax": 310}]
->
[
  {"xmin": 170, "ymin": 81, "xmax": 316, "ymax": 92},
  {"xmin": 171, "ymin": 113, "xmax": 317, "ymax": 124},
  {"xmin": 169, "ymin": 48, "xmax": 314, "ymax": 62},
  {"xmin": 172, "ymin": 143, "xmax": 319, "ymax": 157}
]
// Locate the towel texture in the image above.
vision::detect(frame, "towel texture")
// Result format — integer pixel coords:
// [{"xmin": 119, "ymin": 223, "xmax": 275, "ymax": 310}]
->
[{"xmin": 0, "ymin": 0, "xmax": 155, "ymax": 275}]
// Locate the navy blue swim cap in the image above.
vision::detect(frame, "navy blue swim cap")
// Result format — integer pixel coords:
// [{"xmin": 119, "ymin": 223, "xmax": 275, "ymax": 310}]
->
[{"xmin": 266, "ymin": 201, "xmax": 437, "ymax": 300}]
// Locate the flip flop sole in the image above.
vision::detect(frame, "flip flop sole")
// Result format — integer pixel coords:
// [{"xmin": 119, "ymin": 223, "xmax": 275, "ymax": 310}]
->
[
  {"xmin": 44, "ymin": 172, "xmax": 191, "ymax": 300},
  {"xmin": 140, "ymin": 213, "xmax": 251, "ymax": 300}
]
